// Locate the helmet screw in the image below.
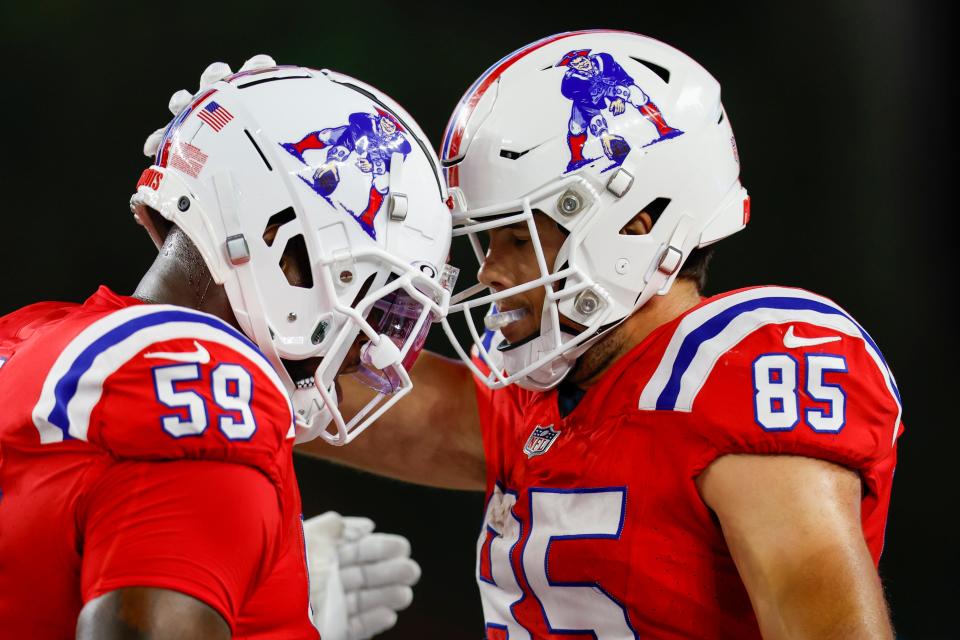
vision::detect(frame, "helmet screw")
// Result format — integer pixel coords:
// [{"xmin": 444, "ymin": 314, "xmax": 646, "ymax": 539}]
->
[
  {"xmin": 615, "ymin": 258, "xmax": 630, "ymax": 275},
  {"xmin": 558, "ymin": 190, "xmax": 583, "ymax": 216},
  {"xmin": 339, "ymin": 270, "xmax": 354, "ymax": 284},
  {"xmin": 575, "ymin": 290, "xmax": 601, "ymax": 316},
  {"xmin": 287, "ymin": 312, "xmax": 297, "ymax": 322},
  {"xmin": 177, "ymin": 196, "xmax": 191, "ymax": 212}
]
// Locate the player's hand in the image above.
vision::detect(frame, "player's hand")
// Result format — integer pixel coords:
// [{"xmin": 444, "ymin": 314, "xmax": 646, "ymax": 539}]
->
[
  {"xmin": 142, "ymin": 54, "xmax": 277, "ymax": 158},
  {"xmin": 608, "ymin": 98, "xmax": 626, "ymax": 116},
  {"xmin": 601, "ymin": 133, "xmax": 616, "ymax": 158},
  {"xmin": 304, "ymin": 511, "xmax": 421, "ymax": 640},
  {"xmin": 356, "ymin": 157, "xmax": 374, "ymax": 173},
  {"xmin": 314, "ymin": 162, "xmax": 341, "ymax": 184}
]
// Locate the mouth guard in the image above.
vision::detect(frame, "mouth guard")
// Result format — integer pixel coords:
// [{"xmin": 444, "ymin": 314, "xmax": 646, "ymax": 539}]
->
[{"xmin": 484, "ymin": 308, "xmax": 529, "ymax": 330}]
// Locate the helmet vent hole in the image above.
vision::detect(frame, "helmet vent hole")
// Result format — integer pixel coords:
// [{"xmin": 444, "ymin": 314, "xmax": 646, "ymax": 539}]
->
[
  {"xmin": 279, "ymin": 234, "xmax": 313, "ymax": 289},
  {"xmin": 263, "ymin": 207, "xmax": 297, "ymax": 247},
  {"xmin": 620, "ymin": 198, "xmax": 671, "ymax": 235},
  {"xmin": 236, "ymin": 74, "xmax": 311, "ymax": 90},
  {"xmin": 500, "ymin": 149, "xmax": 532, "ymax": 160},
  {"xmin": 350, "ymin": 274, "xmax": 378, "ymax": 311},
  {"xmin": 629, "ymin": 57, "xmax": 671, "ymax": 84},
  {"xmin": 717, "ymin": 111, "xmax": 725, "ymax": 125}
]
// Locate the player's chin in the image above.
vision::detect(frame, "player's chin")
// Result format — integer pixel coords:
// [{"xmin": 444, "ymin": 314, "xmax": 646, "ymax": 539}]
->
[{"xmin": 500, "ymin": 319, "xmax": 539, "ymax": 346}]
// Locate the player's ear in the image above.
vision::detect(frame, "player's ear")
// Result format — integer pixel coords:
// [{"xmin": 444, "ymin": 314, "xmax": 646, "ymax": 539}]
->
[{"xmin": 619, "ymin": 211, "xmax": 654, "ymax": 236}]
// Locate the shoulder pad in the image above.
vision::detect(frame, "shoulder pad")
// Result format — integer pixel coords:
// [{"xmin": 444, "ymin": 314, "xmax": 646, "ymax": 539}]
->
[
  {"xmin": 32, "ymin": 304, "xmax": 292, "ymax": 444},
  {"xmin": 639, "ymin": 287, "xmax": 901, "ymax": 442}
]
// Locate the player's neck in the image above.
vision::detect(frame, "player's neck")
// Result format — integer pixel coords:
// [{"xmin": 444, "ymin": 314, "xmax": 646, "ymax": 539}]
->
[
  {"xmin": 132, "ymin": 229, "xmax": 238, "ymax": 328},
  {"xmin": 570, "ymin": 279, "xmax": 703, "ymax": 388}
]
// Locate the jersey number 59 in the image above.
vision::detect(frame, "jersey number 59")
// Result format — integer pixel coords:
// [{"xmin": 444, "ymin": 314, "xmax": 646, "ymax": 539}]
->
[{"xmin": 152, "ymin": 363, "xmax": 257, "ymax": 440}]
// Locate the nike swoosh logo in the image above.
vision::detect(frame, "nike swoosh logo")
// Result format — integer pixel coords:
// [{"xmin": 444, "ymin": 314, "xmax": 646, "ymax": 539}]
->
[
  {"xmin": 783, "ymin": 326, "xmax": 841, "ymax": 349},
  {"xmin": 144, "ymin": 340, "xmax": 211, "ymax": 364}
]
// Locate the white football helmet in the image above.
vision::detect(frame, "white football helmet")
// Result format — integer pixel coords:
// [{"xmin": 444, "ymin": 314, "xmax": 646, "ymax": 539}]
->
[
  {"xmin": 440, "ymin": 31, "xmax": 749, "ymax": 390},
  {"xmin": 131, "ymin": 66, "xmax": 453, "ymax": 444}
]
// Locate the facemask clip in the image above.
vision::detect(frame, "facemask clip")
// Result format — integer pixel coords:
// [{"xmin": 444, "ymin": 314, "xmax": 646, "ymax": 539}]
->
[{"xmin": 361, "ymin": 335, "xmax": 403, "ymax": 370}]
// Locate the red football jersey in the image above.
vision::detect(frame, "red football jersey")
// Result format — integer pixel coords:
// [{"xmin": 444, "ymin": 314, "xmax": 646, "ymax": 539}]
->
[
  {"xmin": 473, "ymin": 286, "xmax": 903, "ymax": 639},
  {"xmin": 0, "ymin": 287, "xmax": 318, "ymax": 639}
]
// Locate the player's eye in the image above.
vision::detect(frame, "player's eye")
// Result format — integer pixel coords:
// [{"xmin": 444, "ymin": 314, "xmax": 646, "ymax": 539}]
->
[{"xmin": 512, "ymin": 231, "xmax": 531, "ymax": 247}]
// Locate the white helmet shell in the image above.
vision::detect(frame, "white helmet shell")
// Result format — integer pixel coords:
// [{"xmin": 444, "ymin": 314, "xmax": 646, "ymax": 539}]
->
[
  {"xmin": 440, "ymin": 31, "xmax": 749, "ymax": 390},
  {"xmin": 131, "ymin": 66, "xmax": 452, "ymax": 443}
]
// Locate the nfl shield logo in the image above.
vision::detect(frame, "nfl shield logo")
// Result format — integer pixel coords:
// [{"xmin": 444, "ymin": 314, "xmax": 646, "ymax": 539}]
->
[{"xmin": 523, "ymin": 425, "xmax": 561, "ymax": 458}]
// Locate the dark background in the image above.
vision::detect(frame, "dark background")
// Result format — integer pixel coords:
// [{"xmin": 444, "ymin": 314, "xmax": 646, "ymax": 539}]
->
[{"xmin": 1, "ymin": 0, "xmax": 954, "ymax": 637}]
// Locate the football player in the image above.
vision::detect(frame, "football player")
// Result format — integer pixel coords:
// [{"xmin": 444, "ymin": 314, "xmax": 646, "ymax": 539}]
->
[
  {"xmin": 0, "ymin": 59, "xmax": 451, "ymax": 638},
  {"xmin": 304, "ymin": 31, "xmax": 903, "ymax": 638}
]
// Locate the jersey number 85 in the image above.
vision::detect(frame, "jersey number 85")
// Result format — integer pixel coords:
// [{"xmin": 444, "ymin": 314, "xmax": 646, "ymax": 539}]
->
[{"xmin": 753, "ymin": 353, "xmax": 848, "ymax": 433}]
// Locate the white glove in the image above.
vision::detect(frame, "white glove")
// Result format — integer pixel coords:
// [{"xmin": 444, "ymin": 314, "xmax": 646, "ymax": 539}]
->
[
  {"xmin": 303, "ymin": 511, "xmax": 421, "ymax": 640},
  {"xmin": 142, "ymin": 54, "xmax": 277, "ymax": 157}
]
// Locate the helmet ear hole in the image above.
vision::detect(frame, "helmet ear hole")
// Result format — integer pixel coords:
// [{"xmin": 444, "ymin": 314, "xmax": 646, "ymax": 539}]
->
[
  {"xmin": 620, "ymin": 198, "xmax": 670, "ymax": 235},
  {"xmin": 262, "ymin": 207, "xmax": 297, "ymax": 247},
  {"xmin": 279, "ymin": 234, "xmax": 313, "ymax": 288}
]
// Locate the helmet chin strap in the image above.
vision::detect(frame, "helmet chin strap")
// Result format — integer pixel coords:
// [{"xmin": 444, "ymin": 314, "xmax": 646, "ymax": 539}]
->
[
  {"xmin": 291, "ymin": 384, "xmax": 336, "ymax": 443},
  {"xmin": 506, "ymin": 315, "xmax": 616, "ymax": 392},
  {"xmin": 501, "ymin": 330, "xmax": 577, "ymax": 391}
]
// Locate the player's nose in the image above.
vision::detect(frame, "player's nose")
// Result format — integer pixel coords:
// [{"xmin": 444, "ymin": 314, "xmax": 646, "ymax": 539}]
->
[{"xmin": 477, "ymin": 247, "xmax": 513, "ymax": 292}]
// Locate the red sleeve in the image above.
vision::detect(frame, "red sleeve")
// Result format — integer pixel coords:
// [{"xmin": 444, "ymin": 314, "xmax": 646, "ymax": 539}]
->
[
  {"xmin": 79, "ymin": 459, "xmax": 282, "ymax": 631},
  {"xmin": 690, "ymin": 321, "xmax": 903, "ymax": 475},
  {"xmin": 85, "ymin": 330, "xmax": 295, "ymax": 483}
]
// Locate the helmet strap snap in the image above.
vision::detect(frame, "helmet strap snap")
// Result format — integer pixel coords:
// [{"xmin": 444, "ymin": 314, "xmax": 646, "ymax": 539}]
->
[{"xmin": 606, "ymin": 167, "xmax": 635, "ymax": 198}]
